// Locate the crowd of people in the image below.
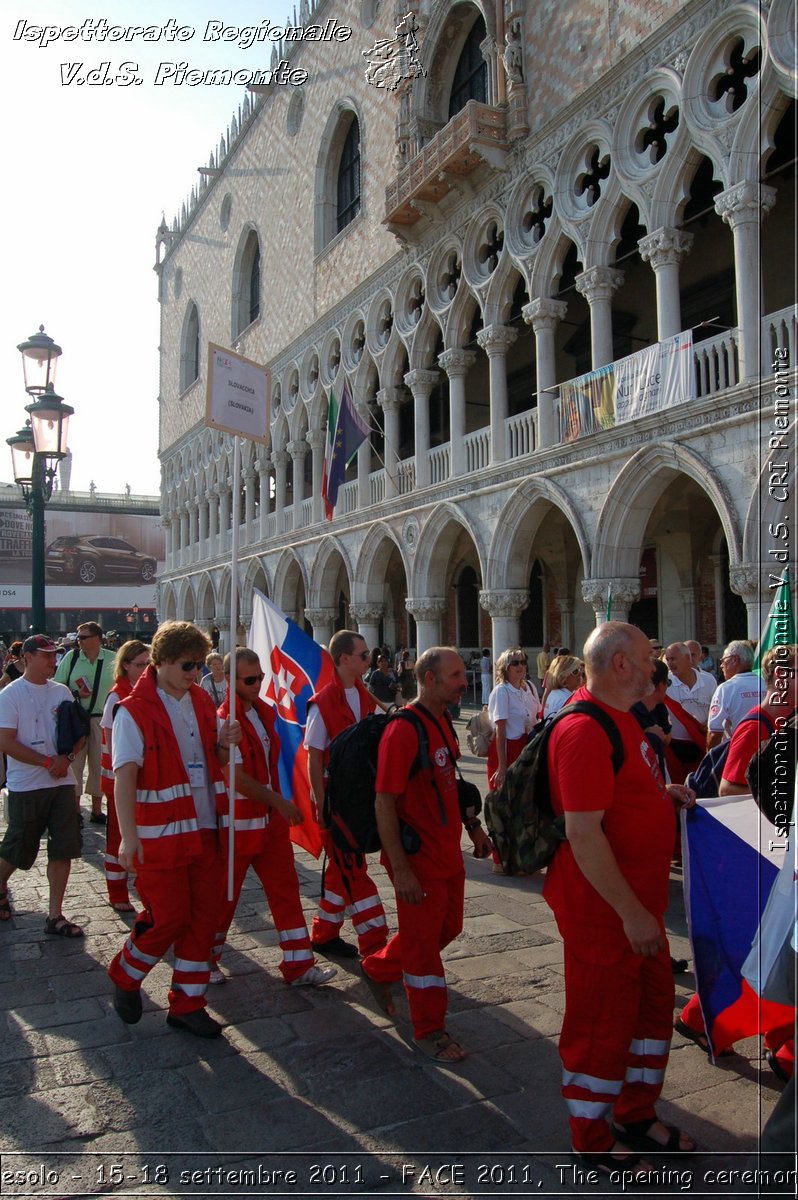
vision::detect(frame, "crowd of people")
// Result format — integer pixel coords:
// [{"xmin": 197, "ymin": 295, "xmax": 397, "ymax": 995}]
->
[{"xmin": 0, "ymin": 616, "xmax": 793, "ymax": 1170}]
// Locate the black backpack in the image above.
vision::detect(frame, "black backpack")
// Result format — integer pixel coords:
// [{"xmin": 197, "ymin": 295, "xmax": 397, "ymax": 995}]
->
[
  {"xmin": 484, "ymin": 700, "xmax": 624, "ymax": 876},
  {"xmin": 686, "ymin": 711, "xmax": 775, "ymax": 800},
  {"xmin": 746, "ymin": 710, "xmax": 797, "ymax": 824},
  {"xmin": 323, "ymin": 708, "xmax": 433, "ymax": 865}
]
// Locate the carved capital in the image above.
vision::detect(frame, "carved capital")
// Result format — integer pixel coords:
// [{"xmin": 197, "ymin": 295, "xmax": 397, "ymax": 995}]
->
[
  {"xmin": 638, "ymin": 226, "xmax": 694, "ymax": 269},
  {"xmin": 349, "ymin": 603, "xmax": 385, "ymax": 624},
  {"xmin": 213, "ymin": 616, "xmax": 230, "ymax": 631},
  {"xmin": 715, "ymin": 181, "xmax": 777, "ymax": 227},
  {"xmin": 476, "ymin": 324, "xmax": 518, "ymax": 356},
  {"xmin": 404, "ymin": 368, "xmax": 440, "ymax": 397},
  {"xmin": 405, "ymin": 596, "xmax": 446, "ymax": 620},
  {"xmin": 287, "ymin": 439, "xmax": 309, "ymax": 459},
  {"xmin": 575, "ymin": 266, "xmax": 625, "ymax": 303},
  {"xmin": 581, "ymin": 578, "xmax": 640, "ymax": 612},
  {"xmin": 304, "ymin": 606, "xmax": 338, "ymax": 626},
  {"xmin": 271, "ymin": 449, "xmax": 290, "ymax": 468},
  {"xmin": 523, "ymin": 297, "xmax": 568, "ymax": 332},
  {"xmin": 728, "ymin": 562, "xmax": 761, "ymax": 602},
  {"xmin": 438, "ymin": 348, "xmax": 476, "ymax": 379},
  {"xmin": 377, "ymin": 385, "xmax": 405, "ymax": 413},
  {"xmin": 306, "ymin": 429, "xmax": 326, "ymax": 451},
  {"xmin": 479, "ymin": 589, "xmax": 529, "ymax": 618}
]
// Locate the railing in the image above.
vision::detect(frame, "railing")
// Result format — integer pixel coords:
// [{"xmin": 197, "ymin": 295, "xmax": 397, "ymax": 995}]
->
[
  {"xmin": 762, "ymin": 305, "xmax": 797, "ymax": 374},
  {"xmin": 506, "ymin": 411, "xmax": 537, "ymax": 459},
  {"xmin": 694, "ymin": 329, "xmax": 740, "ymax": 398},
  {"xmin": 397, "ymin": 459, "xmax": 416, "ymax": 495},
  {"xmin": 464, "ymin": 429, "xmax": 490, "ymax": 473},
  {"xmin": 370, "ymin": 469, "xmax": 386, "ymax": 506},
  {"xmin": 429, "ymin": 444, "xmax": 450, "ymax": 484},
  {"xmin": 282, "ymin": 508, "xmax": 293, "ymax": 534},
  {"xmin": 340, "ymin": 479, "xmax": 358, "ymax": 514},
  {"xmin": 264, "ymin": 513, "xmax": 276, "ymax": 540},
  {"xmin": 300, "ymin": 497, "xmax": 313, "ymax": 528}
]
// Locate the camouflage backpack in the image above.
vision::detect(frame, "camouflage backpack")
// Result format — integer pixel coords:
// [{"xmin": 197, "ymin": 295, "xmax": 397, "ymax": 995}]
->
[{"xmin": 484, "ymin": 700, "xmax": 624, "ymax": 876}]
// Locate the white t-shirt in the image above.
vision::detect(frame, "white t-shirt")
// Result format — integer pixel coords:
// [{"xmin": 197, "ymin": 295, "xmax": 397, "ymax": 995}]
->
[
  {"xmin": 304, "ymin": 687, "xmax": 361, "ymax": 751},
  {"xmin": 667, "ymin": 669, "xmax": 717, "ymax": 737},
  {"xmin": 488, "ymin": 681, "xmax": 540, "ymax": 738},
  {"xmin": 113, "ymin": 689, "xmax": 218, "ymax": 830},
  {"xmin": 0, "ymin": 676, "xmax": 76, "ymax": 791},
  {"xmin": 219, "ymin": 705, "xmax": 274, "ymax": 788},
  {"xmin": 543, "ymin": 688, "xmax": 571, "ymax": 720},
  {"xmin": 707, "ymin": 672, "xmax": 766, "ymax": 739}
]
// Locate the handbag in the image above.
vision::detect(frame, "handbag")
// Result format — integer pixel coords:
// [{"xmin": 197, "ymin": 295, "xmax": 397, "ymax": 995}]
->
[
  {"xmin": 466, "ymin": 706, "xmax": 493, "ymax": 757},
  {"xmin": 56, "ymin": 699, "xmax": 92, "ymax": 756}
]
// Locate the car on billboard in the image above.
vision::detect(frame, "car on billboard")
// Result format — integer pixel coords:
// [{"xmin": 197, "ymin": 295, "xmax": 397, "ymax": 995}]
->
[{"xmin": 45, "ymin": 535, "xmax": 157, "ymax": 585}]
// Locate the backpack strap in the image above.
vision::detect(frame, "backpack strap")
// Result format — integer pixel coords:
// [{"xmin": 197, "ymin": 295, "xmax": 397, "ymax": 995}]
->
[
  {"xmin": 548, "ymin": 699, "xmax": 625, "ymax": 774},
  {"xmin": 391, "ymin": 705, "xmax": 448, "ymax": 824},
  {"xmin": 65, "ymin": 645, "xmax": 81, "ymax": 688}
]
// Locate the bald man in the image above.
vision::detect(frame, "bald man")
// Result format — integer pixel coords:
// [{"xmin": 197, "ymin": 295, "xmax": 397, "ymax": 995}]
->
[{"xmin": 543, "ymin": 622, "xmax": 696, "ymax": 1173}]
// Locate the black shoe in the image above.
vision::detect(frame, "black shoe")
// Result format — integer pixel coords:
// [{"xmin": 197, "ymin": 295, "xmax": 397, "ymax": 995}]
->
[
  {"xmin": 311, "ymin": 936, "xmax": 359, "ymax": 960},
  {"xmin": 90, "ymin": 812, "xmax": 107, "ymax": 826},
  {"xmin": 671, "ymin": 956, "xmax": 689, "ymax": 975},
  {"xmin": 166, "ymin": 1009, "xmax": 223, "ymax": 1038},
  {"xmin": 113, "ymin": 985, "xmax": 142, "ymax": 1024},
  {"xmin": 765, "ymin": 1048, "xmax": 791, "ymax": 1085}
]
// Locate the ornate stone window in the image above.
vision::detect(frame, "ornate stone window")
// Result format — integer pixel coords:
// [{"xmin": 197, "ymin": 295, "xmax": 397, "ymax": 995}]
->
[
  {"xmin": 337, "ymin": 116, "xmax": 361, "ymax": 234},
  {"xmin": 576, "ymin": 145, "xmax": 611, "ymax": 207},
  {"xmin": 710, "ymin": 37, "xmax": 761, "ymax": 114},
  {"xmin": 316, "ymin": 105, "xmax": 363, "ymax": 252},
  {"xmin": 635, "ymin": 97, "xmax": 679, "ymax": 165},
  {"xmin": 180, "ymin": 301, "xmax": 200, "ymax": 392},
  {"xmin": 449, "ymin": 14, "xmax": 487, "ymax": 118},
  {"xmin": 232, "ymin": 227, "xmax": 261, "ymax": 338}
]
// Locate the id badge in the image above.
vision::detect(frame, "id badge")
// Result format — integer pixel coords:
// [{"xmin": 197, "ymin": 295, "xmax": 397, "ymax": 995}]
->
[{"xmin": 188, "ymin": 762, "xmax": 205, "ymax": 788}]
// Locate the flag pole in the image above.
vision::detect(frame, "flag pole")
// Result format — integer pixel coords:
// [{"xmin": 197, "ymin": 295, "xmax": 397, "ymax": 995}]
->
[
  {"xmin": 605, "ymin": 583, "xmax": 613, "ymax": 622},
  {"xmin": 227, "ymin": 434, "xmax": 241, "ymax": 901}
]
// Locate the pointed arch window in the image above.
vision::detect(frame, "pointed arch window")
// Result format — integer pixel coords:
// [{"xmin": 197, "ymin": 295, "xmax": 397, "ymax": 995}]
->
[
  {"xmin": 337, "ymin": 116, "xmax": 361, "ymax": 233},
  {"xmin": 449, "ymin": 15, "xmax": 487, "ymax": 119},
  {"xmin": 233, "ymin": 229, "xmax": 261, "ymax": 338},
  {"xmin": 180, "ymin": 302, "xmax": 200, "ymax": 392},
  {"xmin": 248, "ymin": 242, "xmax": 260, "ymax": 325}
]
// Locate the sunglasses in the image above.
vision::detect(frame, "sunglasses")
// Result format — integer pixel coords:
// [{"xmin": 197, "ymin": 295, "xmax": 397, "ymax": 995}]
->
[
  {"xmin": 240, "ymin": 673, "xmax": 265, "ymax": 686},
  {"xmin": 508, "ymin": 657, "xmax": 527, "ymax": 666},
  {"xmin": 353, "ymin": 651, "xmax": 370, "ymax": 661},
  {"xmin": 77, "ymin": 633, "xmax": 98, "ymax": 640},
  {"xmin": 180, "ymin": 660, "xmax": 205, "ymax": 672}
]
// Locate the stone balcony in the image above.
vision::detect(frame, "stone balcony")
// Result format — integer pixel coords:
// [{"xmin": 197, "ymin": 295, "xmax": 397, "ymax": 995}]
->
[{"xmin": 384, "ymin": 101, "xmax": 509, "ymax": 233}]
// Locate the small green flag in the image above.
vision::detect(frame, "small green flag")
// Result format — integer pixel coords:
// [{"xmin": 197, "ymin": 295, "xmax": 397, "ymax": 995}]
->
[
  {"xmin": 753, "ymin": 568, "xmax": 796, "ymax": 671},
  {"xmin": 606, "ymin": 584, "xmax": 612, "ymax": 622}
]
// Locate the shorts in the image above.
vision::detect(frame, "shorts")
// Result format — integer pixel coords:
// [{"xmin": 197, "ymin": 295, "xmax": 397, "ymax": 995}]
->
[{"xmin": 0, "ymin": 786, "xmax": 82, "ymax": 869}]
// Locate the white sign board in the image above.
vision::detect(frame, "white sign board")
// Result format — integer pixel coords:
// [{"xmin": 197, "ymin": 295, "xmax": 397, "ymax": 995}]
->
[{"xmin": 205, "ymin": 343, "xmax": 270, "ymax": 445}]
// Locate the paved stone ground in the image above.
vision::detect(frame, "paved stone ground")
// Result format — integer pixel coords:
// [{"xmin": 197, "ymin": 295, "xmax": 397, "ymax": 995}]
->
[{"xmin": 0, "ymin": 711, "xmax": 787, "ymax": 1199}]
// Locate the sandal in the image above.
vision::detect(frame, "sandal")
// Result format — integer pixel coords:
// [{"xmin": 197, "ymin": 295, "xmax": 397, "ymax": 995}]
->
[
  {"xmin": 415, "ymin": 1029, "xmax": 467, "ymax": 1064},
  {"xmin": 111, "ymin": 901, "xmax": 135, "ymax": 913},
  {"xmin": 0, "ymin": 889, "xmax": 11, "ymax": 922},
  {"xmin": 613, "ymin": 1117, "xmax": 697, "ymax": 1153},
  {"xmin": 673, "ymin": 1018, "xmax": 734, "ymax": 1058},
  {"xmin": 576, "ymin": 1148, "xmax": 653, "ymax": 1183},
  {"xmin": 44, "ymin": 915, "xmax": 84, "ymax": 938},
  {"xmin": 360, "ymin": 965, "xmax": 396, "ymax": 1017}
]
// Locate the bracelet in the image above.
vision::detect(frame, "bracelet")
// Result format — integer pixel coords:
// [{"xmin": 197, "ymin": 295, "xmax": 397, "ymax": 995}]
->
[
  {"xmin": 464, "ymin": 818, "xmax": 482, "ymax": 833},
  {"xmin": 43, "ymin": 756, "xmax": 53, "ymax": 769}
]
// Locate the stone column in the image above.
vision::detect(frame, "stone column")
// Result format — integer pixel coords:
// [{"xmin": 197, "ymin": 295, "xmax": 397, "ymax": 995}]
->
[
  {"xmin": 287, "ymin": 439, "xmax": 308, "ymax": 528},
  {"xmin": 476, "ymin": 324, "xmax": 518, "ymax": 464},
  {"xmin": 304, "ymin": 606, "xmax": 337, "ymax": 647},
  {"xmin": 581, "ymin": 578, "xmax": 640, "ymax": 625},
  {"xmin": 240, "ymin": 608, "xmax": 253, "ymax": 645},
  {"xmin": 715, "ymin": 182, "xmax": 777, "ymax": 380},
  {"xmin": 523, "ymin": 298, "xmax": 568, "ymax": 448},
  {"xmin": 256, "ymin": 455, "xmax": 271, "ymax": 540},
  {"xmin": 161, "ymin": 517, "xmax": 172, "ymax": 571},
  {"xmin": 377, "ymin": 386, "xmax": 402, "ymax": 499},
  {"xmin": 404, "ymin": 368, "xmax": 439, "ymax": 490},
  {"xmin": 349, "ymin": 603, "xmax": 385, "ymax": 651},
  {"xmin": 555, "ymin": 597, "xmax": 575, "ymax": 651},
  {"xmin": 638, "ymin": 227, "xmax": 694, "ymax": 341},
  {"xmin": 208, "ymin": 488, "xmax": 219, "ymax": 555},
  {"xmin": 729, "ymin": 562, "xmax": 762, "ymax": 640},
  {"xmin": 405, "ymin": 597, "xmax": 446, "ymax": 655},
  {"xmin": 198, "ymin": 500, "xmax": 208, "ymax": 559},
  {"xmin": 679, "ymin": 587, "xmax": 697, "ymax": 638},
  {"xmin": 357, "ymin": 425, "xmax": 371, "ymax": 511},
  {"xmin": 575, "ymin": 266, "xmax": 625, "ymax": 369},
  {"xmin": 218, "ymin": 483, "xmax": 231, "ymax": 556},
  {"xmin": 273, "ymin": 450, "xmax": 289, "ymax": 525},
  {"xmin": 709, "ymin": 552, "xmax": 724, "ymax": 647},
  {"xmin": 213, "ymin": 617, "xmax": 230, "ymax": 656},
  {"xmin": 306, "ymin": 429, "xmax": 325, "ymax": 524},
  {"xmin": 243, "ymin": 468, "xmax": 256, "ymax": 543},
  {"xmin": 188, "ymin": 501, "xmax": 199, "ymax": 563},
  {"xmin": 438, "ymin": 348, "xmax": 475, "ymax": 477},
  {"xmin": 178, "ymin": 507, "xmax": 189, "ymax": 567},
  {"xmin": 478, "ymin": 589, "xmax": 529, "ymax": 661}
]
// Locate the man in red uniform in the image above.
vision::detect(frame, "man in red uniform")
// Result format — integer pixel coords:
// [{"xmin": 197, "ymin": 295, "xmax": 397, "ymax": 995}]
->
[
  {"xmin": 544, "ymin": 622, "xmax": 696, "ymax": 1174},
  {"xmin": 361, "ymin": 647, "xmax": 491, "ymax": 1062},
  {"xmin": 108, "ymin": 621, "xmax": 232, "ymax": 1038},
  {"xmin": 211, "ymin": 648, "xmax": 337, "ymax": 988},
  {"xmin": 305, "ymin": 629, "xmax": 388, "ymax": 958}
]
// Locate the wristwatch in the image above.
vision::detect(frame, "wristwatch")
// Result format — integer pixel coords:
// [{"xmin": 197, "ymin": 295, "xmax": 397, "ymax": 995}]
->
[{"xmin": 67, "ymin": 752, "xmax": 76, "ymax": 763}]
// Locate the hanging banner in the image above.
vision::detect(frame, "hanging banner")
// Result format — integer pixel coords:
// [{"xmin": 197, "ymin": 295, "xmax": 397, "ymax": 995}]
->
[
  {"xmin": 560, "ymin": 330, "xmax": 694, "ymax": 442},
  {"xmin": 205, "ymin": 343, "xmax": 270, "ymax": 445}
]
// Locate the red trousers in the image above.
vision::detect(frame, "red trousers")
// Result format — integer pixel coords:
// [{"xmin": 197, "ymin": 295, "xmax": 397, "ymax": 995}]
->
[
  {"xmin": 558, "ymin": 926, "xmax": 674, "ymax": 1153},
  {"xmin": 362, "ymin": 870, "xmax": 464, "ymax": 1040},
  {"xmin": 311, "ymin": 833, "xmax": 388, "ymax": 954},
  {"xmin": 212, "ymin": 814, "xmax": 315, "ymax": 983},
  {"xmin": 679, "ymin": 991, "xmax": 795, "ymax": 1074},
  {"xmin": 108, "ymin": 830, "xmax": 223, "ymax": 1015},
  {"xmin": 103, "ymin": 790, "xmax": 132, "ymax": 906}
]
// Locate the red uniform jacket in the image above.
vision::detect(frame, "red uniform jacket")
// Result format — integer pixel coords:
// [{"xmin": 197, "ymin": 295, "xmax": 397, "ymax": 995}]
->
[{"xmin": 217, "ymin": 694, "xmax": 282, "ymax": 855}]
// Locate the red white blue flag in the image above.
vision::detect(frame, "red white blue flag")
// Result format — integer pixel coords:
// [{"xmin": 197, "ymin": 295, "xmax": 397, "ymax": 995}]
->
[
  {"xmin": 682, "ymin": 795, "xmax": 793, "ymax": 1056},
  {"xmin": 249, "ymin": 589, "xmax": 335, "ymax": 858}
]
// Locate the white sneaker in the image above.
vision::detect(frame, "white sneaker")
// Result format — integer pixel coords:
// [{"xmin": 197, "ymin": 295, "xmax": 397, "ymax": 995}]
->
[
  {"xmin": 290, "ymin": 963, "xmax": 338, "ymax": 987},
  {"xmin": 209, "ymin": 967, "xmax": 227, "ymax": 984}
]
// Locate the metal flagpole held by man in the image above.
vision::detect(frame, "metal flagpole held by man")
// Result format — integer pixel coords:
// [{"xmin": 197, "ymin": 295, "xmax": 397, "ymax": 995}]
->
[{"xmin": 205, "ymin": 343, "xmax": 270, "ymax": 901}]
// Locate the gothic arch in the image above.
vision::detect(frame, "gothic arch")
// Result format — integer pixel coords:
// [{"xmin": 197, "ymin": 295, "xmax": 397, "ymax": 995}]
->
[
  {"xmin": 314, "ymin": 98, "xmax": 364, "ymax": 253},
  {"xmin": 308, "ymin": 535, "xmax": 353, "ymax": 608},
  {"xmin": 488, "ymin": 477, "xmax": 592, "ymax": 591},
  {"xmin": 272, "ymin": 548, "xmax": 310, "ymax": 614},
  {"xmin": 231, "ymin": 223, "xmax": 261, "ymax": 339},
  {"xmin": 412, "ymin": 501, "xmax": 487, "ymax": 597},
  {"xmin": 354, "ymin": 524, "xmax": 410, "ymax": 604}
]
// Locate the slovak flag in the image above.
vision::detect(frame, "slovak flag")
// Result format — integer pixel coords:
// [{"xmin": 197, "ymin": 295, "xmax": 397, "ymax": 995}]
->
[
  {"xmin": 249, "ymin": 589, "xmax": 335, "ymax": 858},
  {"xmin": 682, "ymin": 795, "xmax": 794, "ymax": 1056}
]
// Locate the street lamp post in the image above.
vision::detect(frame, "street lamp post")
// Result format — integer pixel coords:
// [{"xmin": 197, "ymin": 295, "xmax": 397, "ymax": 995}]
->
[{"xmin": 7, "ymin": 328, "xmax": 73, "ymax": 635}]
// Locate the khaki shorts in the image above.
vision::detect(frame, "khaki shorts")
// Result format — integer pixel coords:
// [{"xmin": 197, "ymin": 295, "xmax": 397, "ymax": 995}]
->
[
  {"xmin": 71, "ymin": 715, "xmax": 103, "ymax": 797},
  {"xmin": 0, "ymin": 785, "xmax": 82, "ymax": 869}
]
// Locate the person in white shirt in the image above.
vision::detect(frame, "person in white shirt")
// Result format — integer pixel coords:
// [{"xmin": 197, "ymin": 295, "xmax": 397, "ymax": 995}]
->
[
  {"xmin": 487, "ymin": 648, "xmax": 541, "ymax": 794},
  {"xmin": 0, "ymin": 635, "xmax": 83, "ymax": 936},
  {"xmin": 541, "ymin": 655, "xmax": 584, "ymax": 721},
  {"xmin": 706, "ymin": 640, "xmax": 765, "ymax": 748},
  {"xmin": 479, "ymin": 649, "xmax": 492, "ymax": 705},
  {"xmin": 663, "ymin": 643, "xmax": 717, "ymax": 731}
]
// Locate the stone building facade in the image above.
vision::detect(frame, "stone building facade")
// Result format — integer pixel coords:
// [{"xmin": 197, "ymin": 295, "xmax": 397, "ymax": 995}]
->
[{"xmin": 156, "ymin": 0, "xmax": 796, "ymax": 659}]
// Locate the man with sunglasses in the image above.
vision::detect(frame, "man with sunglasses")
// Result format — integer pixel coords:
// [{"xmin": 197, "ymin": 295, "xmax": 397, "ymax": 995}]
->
[
  {"xmin": 210, "ymin": 648, "xmax": 337, "ymax": 988},
  {"xmin": 108, "ymin": 621, "xmax": 233, "ymax": 1038},
  {"xmin": 304, "ymin": 629, "xmax": 389, "ymax": 959},
  {"xmin": 55, "ymin": 621, "xmax": 116, "ymax": 825}
]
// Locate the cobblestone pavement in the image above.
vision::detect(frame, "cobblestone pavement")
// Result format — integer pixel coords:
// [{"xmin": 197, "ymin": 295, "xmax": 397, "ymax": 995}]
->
[{"xmin": 0, "ymin": 710, "xmax": 785, "ymax": 1198}]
